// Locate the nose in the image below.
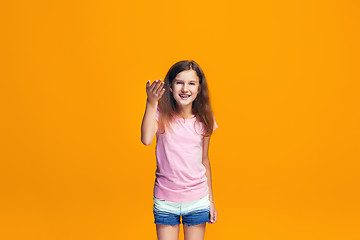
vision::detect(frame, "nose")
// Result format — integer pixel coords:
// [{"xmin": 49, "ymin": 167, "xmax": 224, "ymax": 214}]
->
[{"xmin": 182, "ymin": 83, "xmax": 189, "ymax": 92}]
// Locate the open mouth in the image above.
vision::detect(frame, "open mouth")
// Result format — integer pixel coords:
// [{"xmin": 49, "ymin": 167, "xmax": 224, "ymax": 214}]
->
[{"xmin": 179, "ymin": 94, "xmax": 191, "ymax": 99}]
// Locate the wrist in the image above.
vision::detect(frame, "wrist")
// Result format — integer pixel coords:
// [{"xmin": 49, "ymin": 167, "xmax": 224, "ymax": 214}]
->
[{"xmin": 146, "ymin": 99, "xmax": 158, "ymax": 108}]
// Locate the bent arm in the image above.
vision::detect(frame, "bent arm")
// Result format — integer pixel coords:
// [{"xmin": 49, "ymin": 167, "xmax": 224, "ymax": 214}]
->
[{"xmin": 141, "ymin": 100, "xmax": 158, "ymax": 145}]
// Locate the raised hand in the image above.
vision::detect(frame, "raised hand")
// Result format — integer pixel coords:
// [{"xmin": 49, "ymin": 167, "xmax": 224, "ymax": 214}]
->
[{"xmin": 146, "ymin": 79, "xmax": 165, "ymax": 105}]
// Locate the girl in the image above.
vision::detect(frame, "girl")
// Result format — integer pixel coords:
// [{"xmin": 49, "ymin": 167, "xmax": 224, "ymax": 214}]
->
[{"xmin": 141, "ymin": 60, "xmax": 218, "ymax": 240}]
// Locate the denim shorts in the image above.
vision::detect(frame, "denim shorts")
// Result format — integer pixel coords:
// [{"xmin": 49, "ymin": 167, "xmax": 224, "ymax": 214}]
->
[{"xmin": 153, "ymin": 194, "xmax": 210, "ymax": 226}]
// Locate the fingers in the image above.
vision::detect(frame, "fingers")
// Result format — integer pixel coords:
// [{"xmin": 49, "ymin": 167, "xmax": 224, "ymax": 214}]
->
[
  {"xmin": 155, "ymin": 81, "xmax": 165, "ymax": 95},
  {"xmin": 159, "ymin": 87, "xmax": 165, "ymax": 97},
  {"xmin": 147, "ymin": 80, "xmax": 156, "ymax": 91},
  {"xmin": 209, "ymin": 210, "xmax": 217, "ymax": 224},
  {"xmin": 146, "ymin": 79, "xmax": 165, "ymax": 103},
  {"xmin": 147, "ymin": 79, "xmax": 165, "ymax": 94},
  {"xmin": 154, "ymin": 79, "xmax": 163, "ymax": 93}
]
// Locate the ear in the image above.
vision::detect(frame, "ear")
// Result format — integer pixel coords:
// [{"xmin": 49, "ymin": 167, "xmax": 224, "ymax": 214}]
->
[
  {"xmin": 198, "ymin": 85, "xmax": 201, "ymax": 93},
  {"xmin": 170, "ymin": 87, "xmax": 173, "ymax": 92}
]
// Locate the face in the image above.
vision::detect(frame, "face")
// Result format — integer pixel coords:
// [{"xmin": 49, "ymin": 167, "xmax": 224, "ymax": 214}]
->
[{"xmin": 170, "ymin": 70, "xmax": 201, "ymax": 108}]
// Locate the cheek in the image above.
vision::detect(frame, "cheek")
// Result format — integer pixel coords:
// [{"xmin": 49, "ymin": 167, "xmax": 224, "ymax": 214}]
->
[
  {"xmin": 172, "ymin": 91, "xmax": 180, "ymax": 98},
  {"xmin": 172, "ymin": 87, "xmax": 180, "ymax": 94},
  {"xmin": 192, "ymin": 86, "xmax": 200, "ymax": 92},
  {"xmin": 172, "ymin": 85, "xmax": 180, "ymax": 91}
]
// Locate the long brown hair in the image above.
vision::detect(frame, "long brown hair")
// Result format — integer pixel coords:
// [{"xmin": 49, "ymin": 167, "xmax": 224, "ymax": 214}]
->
[{"xmin": 158, "ymin": 60, "xmax": 215, "ymax": 137}]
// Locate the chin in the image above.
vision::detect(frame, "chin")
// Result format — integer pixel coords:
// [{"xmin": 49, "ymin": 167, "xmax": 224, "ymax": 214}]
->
[{"xmin": 177, "ymin": 99, "xmax": 196, "ymax": 106}]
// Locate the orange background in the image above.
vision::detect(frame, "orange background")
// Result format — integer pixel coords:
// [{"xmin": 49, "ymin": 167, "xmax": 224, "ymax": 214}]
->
[{"xmin": 1, "ymin": 0, "xmax": 359, "ymax": 239}]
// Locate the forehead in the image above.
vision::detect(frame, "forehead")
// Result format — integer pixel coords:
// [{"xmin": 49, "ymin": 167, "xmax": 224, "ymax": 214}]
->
[{"xmin": 174, "ymin": 70, "xmax": 199, "ymax": 82}]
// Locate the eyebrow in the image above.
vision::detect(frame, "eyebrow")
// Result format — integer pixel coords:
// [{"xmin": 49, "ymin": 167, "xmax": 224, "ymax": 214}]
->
[{"xmin": 175, "ymin": 79, "xmax": 197, "ymax": 82}]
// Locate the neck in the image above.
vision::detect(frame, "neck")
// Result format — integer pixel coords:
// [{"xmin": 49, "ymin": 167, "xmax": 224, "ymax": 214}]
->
[{"xmin": 175, "ymin": 104, "xmax": 194, "ymax": 118}]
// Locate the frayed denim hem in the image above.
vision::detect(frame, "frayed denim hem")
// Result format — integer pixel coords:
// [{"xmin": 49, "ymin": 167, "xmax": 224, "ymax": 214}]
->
[
  {"xmin": 183, "ymin": 220, "xmax": 209, "ymax": 226},
  {"xmin": 154, "ymin": 222, "xmax": 180, "ymax": 226}
]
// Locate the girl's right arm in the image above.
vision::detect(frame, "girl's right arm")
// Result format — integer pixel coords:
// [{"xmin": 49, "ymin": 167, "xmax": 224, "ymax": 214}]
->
[{"xmin": 141, "ymin": 79, "xmax": 165, "ymax": 145}]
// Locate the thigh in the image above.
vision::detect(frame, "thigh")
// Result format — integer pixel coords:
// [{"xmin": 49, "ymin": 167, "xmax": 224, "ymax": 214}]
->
[
  {"xmin": 183, "ymin": 223, "xmax": 206, "ymax": 240},
  {"xmin": 181, "ymin": 194, "xmax": 210, "ymax": 226},
  {"xmin": 153, "ymin": 196, "xmax": 181, "ymax": 226},
  {"xmin": 156, "ymin": 224, "xmax": 180, "ymax": 240}
]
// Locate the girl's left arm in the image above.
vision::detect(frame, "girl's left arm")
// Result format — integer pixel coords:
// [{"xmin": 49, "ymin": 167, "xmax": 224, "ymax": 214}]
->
[
  {"xmin": 202, "ymin": 135, "xmax": 214, "ymax": 202},
  {"xmin": 202, "ymin": 135, "xmax": 217, "ymax": 223}
]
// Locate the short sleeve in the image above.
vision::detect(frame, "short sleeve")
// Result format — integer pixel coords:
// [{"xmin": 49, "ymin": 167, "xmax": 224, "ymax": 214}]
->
[{"xmin": 213, "ymin": 116, "xmax": 218, "ymax": 131}]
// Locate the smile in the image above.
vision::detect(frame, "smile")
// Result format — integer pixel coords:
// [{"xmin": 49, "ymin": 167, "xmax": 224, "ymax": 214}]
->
[{"xmin": 179, "ymin": 94, "xmax": 191, "ymax": 99}]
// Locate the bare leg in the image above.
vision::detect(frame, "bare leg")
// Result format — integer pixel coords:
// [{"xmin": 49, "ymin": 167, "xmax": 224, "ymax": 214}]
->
[
  {"xmin": 183, "ymin": 223, "xmax": 206, "ymax": 240},
  {"xmin": 156, "ymin": 224, "xmax": 180, "ymax": 240}
]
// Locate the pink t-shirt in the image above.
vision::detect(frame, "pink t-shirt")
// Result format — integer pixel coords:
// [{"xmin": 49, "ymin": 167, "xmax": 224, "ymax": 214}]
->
[{"xmin": 153, "ymin": 107, "xmax": 218, "ymax": 202}]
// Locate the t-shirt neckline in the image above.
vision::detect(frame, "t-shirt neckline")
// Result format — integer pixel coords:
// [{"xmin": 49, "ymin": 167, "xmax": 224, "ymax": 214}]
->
[{"xmin": 175, "ymin": 114, "xmax": 196, "ymax": 121}]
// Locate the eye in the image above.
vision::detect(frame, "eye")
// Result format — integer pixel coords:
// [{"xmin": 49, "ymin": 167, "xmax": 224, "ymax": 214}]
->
[
  {"xmin": 190, "ymin": 83, "xmax": 195, "ymax": 85},
  {"xmin": 176, "ymin": 81, "xmax": 183, "ymax": 84}
]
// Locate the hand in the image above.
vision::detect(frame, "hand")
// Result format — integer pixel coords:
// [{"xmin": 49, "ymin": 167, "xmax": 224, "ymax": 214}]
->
[
  {"xmin": 146, "ymin": 79, "xmax": 165, "ymax": 106},
  {"xmin": 209, "ymin": 202, "xmax": 217, "ymax": 224}
]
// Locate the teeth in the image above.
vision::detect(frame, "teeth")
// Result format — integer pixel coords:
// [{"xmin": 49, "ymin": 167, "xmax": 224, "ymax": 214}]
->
[{"xmin": 180, "ymin": 95, "xmax": 190, "ymax": 97}]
